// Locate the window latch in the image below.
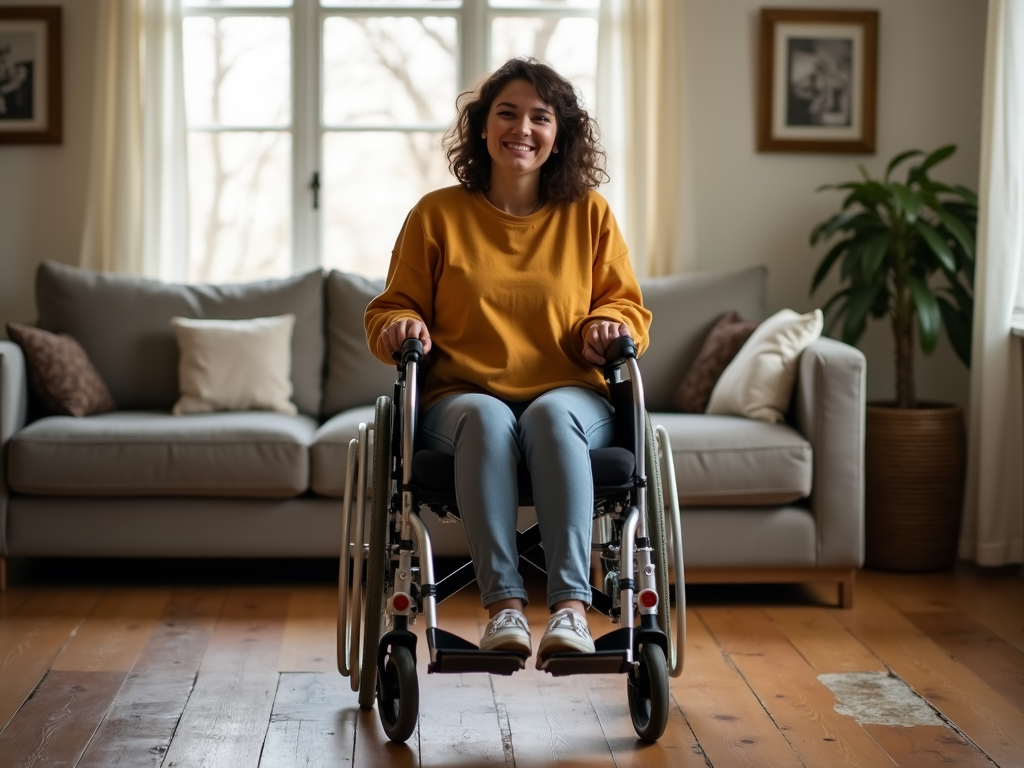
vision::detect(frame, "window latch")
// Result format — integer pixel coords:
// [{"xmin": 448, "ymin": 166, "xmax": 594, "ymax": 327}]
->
[{"xmin": 310, "ymin": 172, "xmax": 321, "ymax": 210}]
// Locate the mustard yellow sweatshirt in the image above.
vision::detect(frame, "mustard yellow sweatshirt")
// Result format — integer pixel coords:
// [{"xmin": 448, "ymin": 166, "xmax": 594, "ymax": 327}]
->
[{"xmin": 365, "ymin": 185, "xmax": 652, "ymax": 409}]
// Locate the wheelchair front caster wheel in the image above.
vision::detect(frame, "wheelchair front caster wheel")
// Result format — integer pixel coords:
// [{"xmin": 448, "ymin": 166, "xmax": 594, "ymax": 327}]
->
[
  {"xmin": 627, "ymin": 643, "xmax": 669, "ymax": 741},
  {"xmin": 377, "ymin": 644, "xmax": 419, "ymax": 743}
]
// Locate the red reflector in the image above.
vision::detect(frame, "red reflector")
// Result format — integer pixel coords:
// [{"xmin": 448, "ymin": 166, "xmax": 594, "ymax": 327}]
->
[
  {"xmin": 393, "ymin": 593, "xmax": 411, "ymax": 612},
  {"xmin": 638, "ymin": 590, "xmax": 658, "ymax": 608}
]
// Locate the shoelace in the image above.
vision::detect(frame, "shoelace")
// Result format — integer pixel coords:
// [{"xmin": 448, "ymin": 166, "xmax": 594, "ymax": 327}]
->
[
  {"xmin": 488, "ymin": 609, "xmax": 529, "ymax": 634},
  {"xmin": 548, "ymin": 609, "xmax": 590, "ymax": 638}
]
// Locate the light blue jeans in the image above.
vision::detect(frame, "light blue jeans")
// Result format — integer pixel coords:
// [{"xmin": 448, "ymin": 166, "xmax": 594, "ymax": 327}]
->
[{"xmin": 419, "ymin": 387, "xmax": 615, "ymax": 609}]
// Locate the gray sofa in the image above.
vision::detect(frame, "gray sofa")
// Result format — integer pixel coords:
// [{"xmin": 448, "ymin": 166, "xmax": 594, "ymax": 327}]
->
[{"xmin": 0, "ymin": 261, "xmax": 865, "ymax": 604}]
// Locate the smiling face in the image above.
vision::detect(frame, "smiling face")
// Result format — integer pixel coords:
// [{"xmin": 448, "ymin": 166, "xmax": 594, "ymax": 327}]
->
[{"xmin": 482, "ymin": 78, "xmax": 558, "ymax": 185}]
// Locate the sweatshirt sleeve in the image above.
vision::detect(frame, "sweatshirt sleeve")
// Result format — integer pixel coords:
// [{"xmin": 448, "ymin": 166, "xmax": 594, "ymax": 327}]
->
[
  {"xmin": 364, "ymin": 208, "xmax": 439, "ymax": 366},
  {"xmin": 573, "ymin": 209, "xmax": 653, "ymax": 356}
]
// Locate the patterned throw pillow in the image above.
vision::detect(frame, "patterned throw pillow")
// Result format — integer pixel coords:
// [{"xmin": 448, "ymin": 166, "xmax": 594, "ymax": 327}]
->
[
  {"xmin": 6, "ymin": 323, "xmax": 116, "ymax": 417},
  {"xmin": 672, "ymin": 311, "xmax": 759, "ymax": 413}
]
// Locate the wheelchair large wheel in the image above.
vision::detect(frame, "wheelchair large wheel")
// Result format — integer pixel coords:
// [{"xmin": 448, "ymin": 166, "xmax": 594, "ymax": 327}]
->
[
  {"xmin": 359, "ymin": 395, "xmax": 392, "ymax": 708},
  {"xmin": 627, "ymin": 642, "xmax": 669, "ymax": 742},
  {"xmin": 378, "ymin": 643, "xmax": 419, "ymax": 743},
  {"xmin": 644, "ymin": 414, "xmax": 673, "ymax": 650}
]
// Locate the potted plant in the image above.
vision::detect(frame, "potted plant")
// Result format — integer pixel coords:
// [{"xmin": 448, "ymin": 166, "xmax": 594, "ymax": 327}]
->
[{"xmin": 810, "ymin": 145, "xmax": 978, "ymax": 570}]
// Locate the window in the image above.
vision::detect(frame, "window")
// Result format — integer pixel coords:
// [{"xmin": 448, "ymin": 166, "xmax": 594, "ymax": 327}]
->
[{"xmin": 182, "ymin": 0, "xmax": 599, "ymax": 283}]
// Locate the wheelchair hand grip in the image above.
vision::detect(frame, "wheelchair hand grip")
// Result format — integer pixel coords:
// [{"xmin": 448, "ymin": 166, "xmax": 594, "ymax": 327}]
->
[
  {"xmin": 393, "ymin": 337, "xmax": 425, "ymax": 366},
  {"xmin": 602, "ymin": 335, "xmax": 637, "ymax": 368}
]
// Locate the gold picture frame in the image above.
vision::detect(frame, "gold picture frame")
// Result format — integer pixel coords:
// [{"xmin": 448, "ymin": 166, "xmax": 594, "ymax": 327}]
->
[
  {"xmin": 0, "ymin": 6, "xmax": 62, "ymax": 145},
  {"xmin": 757, "ymin": 8, "xmax": 878, "ymax": 153}
]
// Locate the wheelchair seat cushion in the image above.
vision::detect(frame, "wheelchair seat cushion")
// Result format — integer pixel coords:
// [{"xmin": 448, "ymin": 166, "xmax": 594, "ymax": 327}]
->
[{"xmin": 412, "ymin": 447, "xmax": 635, "ymax": 499}]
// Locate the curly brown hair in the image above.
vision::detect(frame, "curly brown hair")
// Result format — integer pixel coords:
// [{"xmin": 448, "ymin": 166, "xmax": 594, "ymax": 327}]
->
[{"xmin": 443, "ymin": 58, "xmax": 608, "ymax": 205}]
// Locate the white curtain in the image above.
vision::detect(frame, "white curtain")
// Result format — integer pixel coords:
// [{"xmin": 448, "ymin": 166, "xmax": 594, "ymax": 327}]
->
[
  {"xmin": 596, "ymin": 0, "xmax": 694, "ymax": 278},
  {"xmin": 80, "ymin": 0, "xmax": 188, "ymax": 282},
  {"xmin": 961, "ymin": 0, "xmax": 1024, "ymax": 566}
]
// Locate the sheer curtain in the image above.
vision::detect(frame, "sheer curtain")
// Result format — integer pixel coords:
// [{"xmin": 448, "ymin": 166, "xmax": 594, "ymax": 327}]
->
[
  {"xmin": 80, "ymin": 0, "xmax": 188, "ymax": 282},
  {"xmin": 961, "ymin": 0, "xmax": 1024, "ymax": 566},
  {"xmin": 596, "ymin": 0, "xmax": 694, "ymax": 278}
]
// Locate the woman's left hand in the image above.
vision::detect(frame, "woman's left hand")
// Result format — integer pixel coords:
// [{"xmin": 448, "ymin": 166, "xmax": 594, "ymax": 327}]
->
[{"xmin": 582, "ymin": 321, "xmax": 631, "ymax": 365}]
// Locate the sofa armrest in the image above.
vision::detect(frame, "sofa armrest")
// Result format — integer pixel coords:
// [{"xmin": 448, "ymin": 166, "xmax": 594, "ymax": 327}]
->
[
  {"xmin": 792, "ymin": 337, "xmax": 866, "ymax": 568},
  {"xmin": 1, "ymin": 340, "xmax": 29, "ymax": 556}
]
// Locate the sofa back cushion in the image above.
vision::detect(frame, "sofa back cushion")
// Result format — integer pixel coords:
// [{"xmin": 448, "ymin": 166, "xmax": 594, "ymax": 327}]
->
[
  {"xmin": 638, "ymin": 266, "xmax": 767, "ymax": 412},
  {"xmin": 322, "ymin": 270, "xmax": 397, "ymax": 416},
  {"xmin": 34, "ymin": 261, "xmax": 325, "ymax": 416}
]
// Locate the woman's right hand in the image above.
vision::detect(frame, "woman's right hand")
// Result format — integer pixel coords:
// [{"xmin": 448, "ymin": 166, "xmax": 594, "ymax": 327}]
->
[{"xmin": 381, "ymin": 318, "xmax": 432, "ymax": 359}]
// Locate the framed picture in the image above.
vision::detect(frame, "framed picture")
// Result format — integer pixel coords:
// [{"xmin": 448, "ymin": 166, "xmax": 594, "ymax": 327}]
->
[
  {"xmin": 757, "ymin": 8, "xmax": 877, "ymax": 153},
  {"xmin": 0, "ymin": 6, "xmax": 62, "ymax": 144}
]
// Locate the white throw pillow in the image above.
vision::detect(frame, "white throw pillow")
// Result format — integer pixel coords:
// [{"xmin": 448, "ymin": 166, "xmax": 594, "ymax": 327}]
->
[
  {"xmin": 171, "ymin": 314, "xmax": 297, "ymax": 415},
  {"xmin": 706, "ymin": 308, "xmax": 823, "ymax": 423}
]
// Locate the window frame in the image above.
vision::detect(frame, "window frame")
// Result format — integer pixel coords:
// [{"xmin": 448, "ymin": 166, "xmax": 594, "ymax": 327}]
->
[{"xmin": 182, "ymin": 0, "xmax": 599, "ymax": 277}]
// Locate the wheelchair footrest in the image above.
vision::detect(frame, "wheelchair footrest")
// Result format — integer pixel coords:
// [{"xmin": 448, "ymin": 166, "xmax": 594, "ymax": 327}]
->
[
  {"xmin": 537, "ymin": 651, "xmax": 631, "ymax": 676},
  {"xmin": 427, "ymin": 628, "xmax": 527, "ymax": 676}
]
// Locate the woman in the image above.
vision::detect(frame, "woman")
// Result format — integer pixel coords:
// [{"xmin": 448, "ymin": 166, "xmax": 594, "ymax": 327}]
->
[{"xmin": 365, "ymin": 58, "xmax": 651, "ymax": 667}]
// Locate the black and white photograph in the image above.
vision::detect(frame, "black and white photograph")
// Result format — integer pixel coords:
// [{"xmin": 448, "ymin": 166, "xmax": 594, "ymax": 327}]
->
[
  {"xmin": 0, "ymin": 7, "xmax": 61, "ymax": 144},
  {"xmin": 758, "ymin": 9, "xmax": 877, "ymax": 153}
]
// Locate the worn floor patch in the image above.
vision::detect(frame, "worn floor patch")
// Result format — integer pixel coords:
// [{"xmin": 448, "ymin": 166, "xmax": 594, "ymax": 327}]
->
[{"xmin": 818, "ymin": 672, "xmax": 945, "ymax": 727}]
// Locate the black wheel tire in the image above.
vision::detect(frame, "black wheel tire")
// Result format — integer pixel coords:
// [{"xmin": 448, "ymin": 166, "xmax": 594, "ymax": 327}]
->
[
  {"xmin": 359, "ymin": 396, "xmax": 392, "ymax": 708},
  {"xmin": 377, "ymin": 643, "xmax": 419, "ymax": 743},
  {"xmin": 628, "ymin": 642, "xmax": 669, "ymax": 742},
  {"xmin": 644, "ymin": 414, "xmax": 673, "ymax": 649}
]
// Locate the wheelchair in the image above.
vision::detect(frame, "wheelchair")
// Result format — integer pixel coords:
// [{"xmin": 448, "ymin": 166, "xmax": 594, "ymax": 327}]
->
[{"xmin": 337, "ymin": 336, "xmax": 685, "ymax": 743}]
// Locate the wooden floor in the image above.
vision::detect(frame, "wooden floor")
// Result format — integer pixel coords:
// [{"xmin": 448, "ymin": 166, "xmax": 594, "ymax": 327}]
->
[{"xmin": 0, "ymin": 559, "xmax": 1022, "ymax": 768}]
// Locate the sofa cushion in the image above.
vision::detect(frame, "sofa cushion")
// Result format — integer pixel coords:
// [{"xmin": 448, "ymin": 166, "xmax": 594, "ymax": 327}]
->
[
  {"xmin": 6, "ymin": 323, "xmax": 116, "ymax": 417},
  {"xmin": 639, "ymin": 267, "xmax": 767, "ymax": 412},
  {"xmin": 8, "ymin": 411, "xmax": 317, "ymax": 498},
  {"xmin": 323, "ymin": 271, "xmax": 396, "ymax": 416},
  {"xmin": 34, "ymin": 261, "xmax": 325, "ymax": 416},
  {"xmin": 672, "ymin": 311, "xmax": 758, "ymax": 413},
  {"xmin": 655, "ymin": 412, "xmax": 812, "ymax": 506},
  {"xmin": 310, "ymin": 405, "xmax": 376, "ymax": 497},
  {"xmin": 172, "ymin": 314, "xmax": 297, "ymax": 415}
]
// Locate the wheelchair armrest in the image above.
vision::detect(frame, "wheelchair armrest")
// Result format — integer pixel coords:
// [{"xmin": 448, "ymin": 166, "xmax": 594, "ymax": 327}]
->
[
  {"xmin": 394, "ymin": 338, "xmax": 425, "ymax": 368},
  {"xmin": 601, "ymin": 335, "xmax": 637, "ymax": 377}
]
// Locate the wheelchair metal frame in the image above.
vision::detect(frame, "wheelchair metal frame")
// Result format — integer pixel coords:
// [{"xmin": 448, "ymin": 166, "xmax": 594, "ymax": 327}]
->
[{"xmin": 339, "ymin": 337, "xmax": 685, "ymax": 742}]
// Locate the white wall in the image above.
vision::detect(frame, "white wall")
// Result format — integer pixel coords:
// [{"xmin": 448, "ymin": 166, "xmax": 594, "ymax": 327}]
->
[
  {"xmin": 0, "ymin": 0, "xmax": 988, "ymax": 412},
  {"xmin": 0, "ymin": 0, "xmax": 98, "ymax": 331},
  {"xmin": 683, "ymin": 0, "xmax": 987, "ymax": 409}
]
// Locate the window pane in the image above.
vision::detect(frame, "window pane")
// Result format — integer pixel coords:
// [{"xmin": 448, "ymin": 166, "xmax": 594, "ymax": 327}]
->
[
  {"xmin": 491, "ymin": 16, "xmax": 598, "ymax": 111},
  {"xmin": 187, "ymin": 132, "xmax": 292, "ymax": 283},
  {"xmin": 184, "ymin": 16, "xmax": 291, "ymax": 127},
  {"xmin": 186, "ymin": 0, "xmax": 291, "ymax": 6},
  {"xmin": 321, "ymin": 1, "xmax": 459, "ymax": 7},
  {"xmin": 322, "ymin": 131, "xmax": 450, "ymax": 276},
  {"xmin": 490, "ymin": 0, "xmax": 596, "ymax": 8},
  {"xmin": 323, "ymin": 16, "xmax": 457, "ymax": 126}
]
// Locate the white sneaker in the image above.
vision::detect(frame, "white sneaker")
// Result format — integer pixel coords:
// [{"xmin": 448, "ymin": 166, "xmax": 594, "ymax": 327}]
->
[
  {"xmin": 537, "ymin": 607, "xmax": 595, "ymax": 663},
  {"xmin": 480, "ymin": 608, "xmax": 532, "ymax": 656}
]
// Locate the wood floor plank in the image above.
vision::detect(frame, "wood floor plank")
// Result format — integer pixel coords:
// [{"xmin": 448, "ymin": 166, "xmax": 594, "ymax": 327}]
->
[
  {"xmin": 351, "ymin": 706, "xmax": 419, "ymax": 768},
  {"xmin": 679, "ymin": 608, "xmax": 804, "ymax": 768},
  {"xmin": 0, "ymin": 670, "xmax": 125, "ymax": 768},
  {"xmin": 903, "ymin": 609, "xmax": 1024, "ymax": 715},
  {"xmin": 260, "ymin": 671, "xmax": 359, "ymax": 767},
  {"xmin": 278, "ymin": 586, "xmax": 338, "ymax": 673},
  {"xmin": 51, "ymin": 589, "xmax": 171, "ymax": 673},
  {"xmin": 75, "ymin": 590, "xmax": 227, "ymax": 768},
  {"xmin": 161, "ymin": 588, "xmax": 290, "ymax": 768},
  {"xmin": 700, "ymin": 606, "xmax": 899, "ymax": 768},
  {"xmin": 835, "ymin": 583, "xmax": 1024, "ymax": 767},
  {"xmin": 764, "ymin": 606, "xmax": 888, "ymax": 674},
  {"xmin": 0, "ymin": 589, "xmax": 103, "ymax": 732},
  {"xmin": 862, "ymin": 724, "xmax": 999, "ymax": 768},
  {"xmin": 0, "ymin": 588, "xmax": 32, "ymax": 623}
]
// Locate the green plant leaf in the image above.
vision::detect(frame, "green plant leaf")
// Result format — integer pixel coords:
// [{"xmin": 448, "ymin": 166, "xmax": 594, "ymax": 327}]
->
[
  {"xmin": 842, "ymin": 284, "xmax": 881, "ymax": 346},
  {"xmin": 916, "ymin": 144, "xmax": 957, "ymax": 176},
  {"xmin": 937, "ymin": 295, "xmax": 972, "ymax": 366},
  {"xmin": 810, "ymin": 210, "xmax": 871, "ymax": 244},
  {"xmin": 909, "ymin": 276, "xmax": 941, "ymax": 354},
  {"xmin": 820, "ymin": 289, "xmax": 850, "ymax": 337},
  {"xmin": 935, "ymin": 206, "xmax": 976, "ymax": 260},
  {"xmin": 885, "ymin": 149, "xmax": 923, "ymax": 181},
  {"xmin": 952, "ymin": 184, "xmax": 979, "ymax": 206},
  {"xmin": 860, "ymin": 230, "xmax": 891, "ymax": 281},
  {"xmin": 892, "ymin": 184, "xmax": 922, "ymax": 223},
  {"xmin": 915, "ymin": 219, "xmax": 957, "ymax": 272},
  {"xmin": 811, "ymin": 237, "xmax": 854, "ymax": 292}
]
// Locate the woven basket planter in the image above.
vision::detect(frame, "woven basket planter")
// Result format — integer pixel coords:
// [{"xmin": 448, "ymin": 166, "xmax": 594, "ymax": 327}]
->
[{"xmin": 864, "ymin": 403, "xmax": 966, "ymax": 571}]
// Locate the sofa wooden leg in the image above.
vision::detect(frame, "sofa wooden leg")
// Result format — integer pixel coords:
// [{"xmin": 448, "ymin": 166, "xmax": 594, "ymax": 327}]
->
[{"xmin": 839, "ymin": 568, "xmax": 856, "ymax": 609}]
